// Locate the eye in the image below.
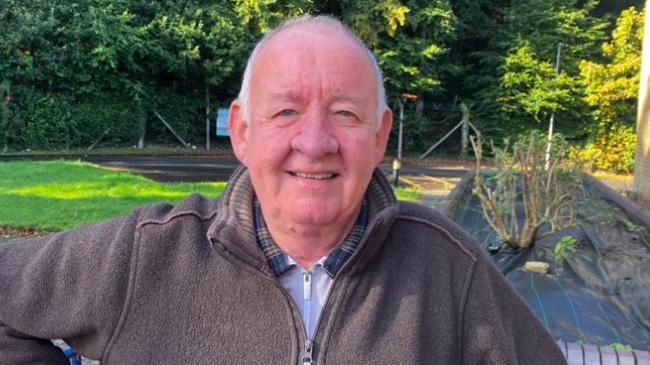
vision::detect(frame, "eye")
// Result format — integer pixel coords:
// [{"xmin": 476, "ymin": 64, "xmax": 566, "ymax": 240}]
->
[
  {"xmin": 335, "ymin": 110, "xmax": 358, "ymax": 119},
  {"xmin": 278, "ymin": 109, "xmax": 297, "ymax": 117}
]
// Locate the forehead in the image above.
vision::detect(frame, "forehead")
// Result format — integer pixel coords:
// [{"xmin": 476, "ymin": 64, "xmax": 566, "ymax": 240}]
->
[{"xmin": 250, "ymin": 24, "xmax": 378, "ymax": 104}]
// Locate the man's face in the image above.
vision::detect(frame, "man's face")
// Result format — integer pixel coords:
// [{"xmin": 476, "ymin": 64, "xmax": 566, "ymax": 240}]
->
[{"xmin": 230, "ymin": 25, "xmax": 392, "ymax": 230}]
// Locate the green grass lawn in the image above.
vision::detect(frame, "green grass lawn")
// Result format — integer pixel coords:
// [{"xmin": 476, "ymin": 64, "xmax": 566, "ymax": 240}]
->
[
  {"xmin": 0, "ymin": 160, "xmax": 226, "ymax": 232},
  {"xmin": 394, "ymin": 187, "xmax": 420, "ymax": 202},
  {"xmin": 0, "ymin": 160, "xmax": 420, "ymax": 233}
]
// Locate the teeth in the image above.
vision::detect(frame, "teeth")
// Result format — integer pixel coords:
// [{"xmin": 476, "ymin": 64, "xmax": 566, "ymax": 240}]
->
[{"xmin": 293, "ymin": 172, "xmax": 334, "ymax": 179}]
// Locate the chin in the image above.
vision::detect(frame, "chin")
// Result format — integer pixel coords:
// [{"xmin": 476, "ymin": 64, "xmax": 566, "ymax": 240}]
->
[{"xmin": 288, "ymin": 202, "xmax": 341, "ymax": 227}]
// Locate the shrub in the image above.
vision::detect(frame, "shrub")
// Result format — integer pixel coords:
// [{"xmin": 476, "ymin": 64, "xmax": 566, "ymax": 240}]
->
[
  {"xmin": 571, "ymin": 123, "xmax": 636, "ymax": 173},
  {"xmin": 471, "ymin": 131, "xmax": 579, "ymax": 249}
]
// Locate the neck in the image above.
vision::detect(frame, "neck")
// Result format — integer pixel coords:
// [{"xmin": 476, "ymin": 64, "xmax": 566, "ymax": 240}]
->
[{"xmin": 265, "ymin": 215, "xmax": 359, "ymax": 270}]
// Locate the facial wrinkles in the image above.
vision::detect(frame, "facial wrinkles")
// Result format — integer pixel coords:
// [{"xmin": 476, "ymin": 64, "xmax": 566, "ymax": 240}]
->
[
  {"xmin": 282, "ymin": 31, "xmax": 373, "ymax": 113},
  {"xmin": 250, "ymin": 26, "xmax": 380, "ymax": 159}
]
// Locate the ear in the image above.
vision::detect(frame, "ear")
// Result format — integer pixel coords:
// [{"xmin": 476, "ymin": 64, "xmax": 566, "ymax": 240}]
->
[
  {"xmin": 228, "ymin": 100, "xmax": 249, "ymax": 165},
  {"xmin": 374, "ymin": 108, "xmax": 393, "ymax": 165}
]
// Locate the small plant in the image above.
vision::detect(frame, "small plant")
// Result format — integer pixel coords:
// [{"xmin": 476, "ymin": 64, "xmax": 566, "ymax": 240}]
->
[
  {"xmin": 471, "ymin": 131, "xmax": 579, "ymax": 249},
  {"xmin": 619, "ymin": 218, "xmax": 639, "ymax": 233},
  {"xmin": 554, "ymin": 236, "xmax": 577, "ymax": 262},
  {"xmin": 610, "ymin": 343, "xmax": 633, "ymax": 351}
]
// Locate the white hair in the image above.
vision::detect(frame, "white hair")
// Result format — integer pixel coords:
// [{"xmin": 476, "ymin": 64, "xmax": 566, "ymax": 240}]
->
[{"xmin": 237, "ymin": 15, "xmax": 388, "ymax": 127}]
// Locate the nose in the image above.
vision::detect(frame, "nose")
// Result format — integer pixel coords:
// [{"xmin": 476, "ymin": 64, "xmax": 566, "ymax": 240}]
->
[{"xmin": 290, "ymin": 113, "xmax": 339, "ymax": 159}]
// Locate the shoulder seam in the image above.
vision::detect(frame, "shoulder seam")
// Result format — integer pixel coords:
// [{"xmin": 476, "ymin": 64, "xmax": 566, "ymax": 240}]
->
[
  {"xmin": 137, "ymin": 210, "xmax": 217, "ymax": 228},
  {"xmin": 395, "ymin": 214, "xmax": 477, "ymax": 262}
]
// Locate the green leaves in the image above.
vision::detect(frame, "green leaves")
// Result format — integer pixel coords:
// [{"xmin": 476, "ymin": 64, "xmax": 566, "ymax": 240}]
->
[
  {"xmin": 554, "ymin": 235, "xmax": 577, "ymax": 262},
  {"xmin": 449, "ymin": 0, "xmax": 608, "ymax": 143},
  {"xmin": 0, "ymin": 0, "xmax": 643, "ymax": 160},
  {"xmin": 498, "ymin": 43, "xmax": 578, "ymax": 126},
  {"xmin": 580, "ymin": 7, "xmax": 642, "ymax": 119},
  {"xmin": 575, "ymin": 7, "xmax": 643, "ymax": 172},
  {"xmin": 0, "ymin": 0, "xmax": 260, "ymax": 150},
  {"xmin": 343, "ymin": 0, "xmax": 455, "ymax": 99}
]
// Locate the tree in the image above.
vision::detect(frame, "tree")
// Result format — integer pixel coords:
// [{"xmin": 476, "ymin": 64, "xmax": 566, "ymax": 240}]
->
[
  {"xmin": 341, "ymin": 0, "xmax": 455, "ymax": 101},
  {"xmin": 338, "ymin": 0, "xmax": 456, "ymax": 151},
  {"xmin": 497, "ymin": 0, "xmax": 607, "ymax": 138},
  {"xmin": 578, "ymin": 7, "xmax": 643, "ymax": 172},
  {"xmin": 0, "ymin": 0, "xmax": 41, "ymax": 149},
  {"xmin": 498, "ymin": 43, "xmax": 577, "ymax": 126},
  {"xmin": 0, "ymin": 0, "xmax": 638, "ymax": 156},
  {"xmin": 448, "ymin": 0, "xmax": 607, "ymax": 143}
]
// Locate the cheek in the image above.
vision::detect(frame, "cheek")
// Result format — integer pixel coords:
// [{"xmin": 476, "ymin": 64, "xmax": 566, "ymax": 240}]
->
[
  {"xmin": 339, "ymin": 133, "xmax": 378, "ymax": 165},
  {"xmin": 245, "ymin": 128, "xmax": 293, "ymax": 166}
]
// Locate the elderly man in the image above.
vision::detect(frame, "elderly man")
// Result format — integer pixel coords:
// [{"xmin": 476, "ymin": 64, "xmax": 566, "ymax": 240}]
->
[{"xmin": 0, "ymin": 16, "xmax": 565, "ymax": 364}]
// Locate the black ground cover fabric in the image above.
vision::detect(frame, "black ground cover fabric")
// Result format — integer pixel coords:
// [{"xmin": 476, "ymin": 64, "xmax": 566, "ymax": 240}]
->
[{"xmin": 448, "ymin": 180, "xmax": 650, "ymax": 351}]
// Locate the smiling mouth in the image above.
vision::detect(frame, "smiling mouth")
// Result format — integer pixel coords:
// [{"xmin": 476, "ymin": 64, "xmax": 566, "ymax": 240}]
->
[{"xmin": 289, "ymin": 171, "xmax": 338, "ymax": 180}]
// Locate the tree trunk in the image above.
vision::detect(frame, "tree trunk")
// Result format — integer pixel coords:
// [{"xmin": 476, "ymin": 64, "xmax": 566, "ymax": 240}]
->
[
  {"xmin": 635, "ymin": 0, "xmax": 650, "ymax": 205},
  {"xmin": 0, "ymin": 83, "xmax": 10, "ymax": 152}
]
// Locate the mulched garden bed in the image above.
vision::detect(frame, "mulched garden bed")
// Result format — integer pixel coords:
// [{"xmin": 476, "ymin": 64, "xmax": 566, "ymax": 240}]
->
[{"xmin": 443, "ymin": 173, "xmax": 650, "ymax": 351}]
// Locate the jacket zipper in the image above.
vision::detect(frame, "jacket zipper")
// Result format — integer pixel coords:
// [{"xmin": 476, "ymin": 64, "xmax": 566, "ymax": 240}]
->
[
  {"xmin": 302, "ymin": 270, "xmax": 313, "ymax": 364},
  {"xmin": 303, "ymin": 339, "xmax": 314, "ymax": 365},
  {"xmin": 216, "ymin": 214, "xmax": 386, "ymax": 364},
  {"xmin": 303, "ymin": 270, "xmax": 312, "ymax": 333},
  {"xmin": 300, "ymin": 216, "xmax": 384, "ymax": 365}
]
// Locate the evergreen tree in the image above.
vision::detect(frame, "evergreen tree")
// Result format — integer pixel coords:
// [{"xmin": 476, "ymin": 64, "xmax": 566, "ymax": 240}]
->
[{"xmin": 449, "ymin": 0, "xmax": 607, "ymax": 142}]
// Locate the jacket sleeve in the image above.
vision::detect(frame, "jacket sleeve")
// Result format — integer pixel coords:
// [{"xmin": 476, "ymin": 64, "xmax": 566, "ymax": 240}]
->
[
  {"xmin": 461, "ymin": 254, "xmax": 567, "ymax": 365},
  {"xmin": 0, "ymin": 212, "xmax": 140, "ymax": 364}
]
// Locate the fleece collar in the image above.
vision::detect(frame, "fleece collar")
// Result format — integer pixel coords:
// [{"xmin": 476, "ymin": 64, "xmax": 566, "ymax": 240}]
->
[{"xmin": 207, "ymin": 166, "xmax": 399, "ymax": 277}]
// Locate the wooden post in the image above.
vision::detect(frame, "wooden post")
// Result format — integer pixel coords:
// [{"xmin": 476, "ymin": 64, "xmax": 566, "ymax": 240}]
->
[
  {"xmin": 460, "ymin": 102, "xmax": 470, "ymax": 159},
  {"xmin": 87, "ymin": 128, "xmax": 111, "ymax": 151},
  {"xmin": 205, "ymin": 82, "xmax": 210, "ymax": 150},
  {"xmin": 635, "ymin": 0, "xmax": 650, "ymax": 204},
  {"xmin": 393, "ymin": 97, "xmax": 404, "ymax": 187},
  {"xmin": 137, "ymin": 101, "xmax": 145, "ymax": 149},
  {"xmin": 418, "ymin": 119, "xmax": 464, "ymax": 160},
  {"xmin": 392, "ymin": 93, "xmax": 418, "ymax": 187},
  {"xmin": 154, "ymin": 110, "xmax": 189, "ymax": 148}
]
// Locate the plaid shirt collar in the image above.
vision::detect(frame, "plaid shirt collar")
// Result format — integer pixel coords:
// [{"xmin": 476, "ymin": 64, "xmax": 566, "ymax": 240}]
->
[{"xmin": 254, "ymin": 197, "xmax": 369, "ymax": 278}]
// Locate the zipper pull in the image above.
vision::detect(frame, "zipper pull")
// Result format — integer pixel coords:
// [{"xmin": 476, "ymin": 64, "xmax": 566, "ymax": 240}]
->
[
  {"xmin": 302, "ymin": 339, "xmax": 314, "ymax": 365},
  {"xmin": 303, "ymin": 270, "xmax": 312, "ymax": 301}
]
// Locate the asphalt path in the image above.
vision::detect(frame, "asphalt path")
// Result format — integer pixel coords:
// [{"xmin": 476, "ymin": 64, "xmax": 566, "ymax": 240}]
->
[
  {"xmin": 80, "ymin": 156, "xmax": 469, "ymax": 183},
  {"xmin": 83, "ymin": 156, "xmax": 241, "ymax": 182}
]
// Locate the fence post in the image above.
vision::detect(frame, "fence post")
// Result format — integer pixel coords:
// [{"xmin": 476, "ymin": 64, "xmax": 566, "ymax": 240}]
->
[
  {"xmin": 460, "ymin": 102, "xmax": 470, "ymax": 159},
  {"xmin": 205, "ymin": 82, "xmax": 210, "ymax": 150}
]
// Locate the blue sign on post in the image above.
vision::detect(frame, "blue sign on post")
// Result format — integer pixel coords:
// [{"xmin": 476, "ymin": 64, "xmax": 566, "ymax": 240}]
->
[{"xmin": 216, "ymin": 108, "xmax": 230, "ymax": 137}]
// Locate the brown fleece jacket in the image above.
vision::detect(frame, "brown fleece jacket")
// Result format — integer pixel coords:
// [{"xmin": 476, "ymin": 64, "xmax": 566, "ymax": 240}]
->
[{"xmin": 0, "ymin": 166, "xmax": 566, "ymax": 364}]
